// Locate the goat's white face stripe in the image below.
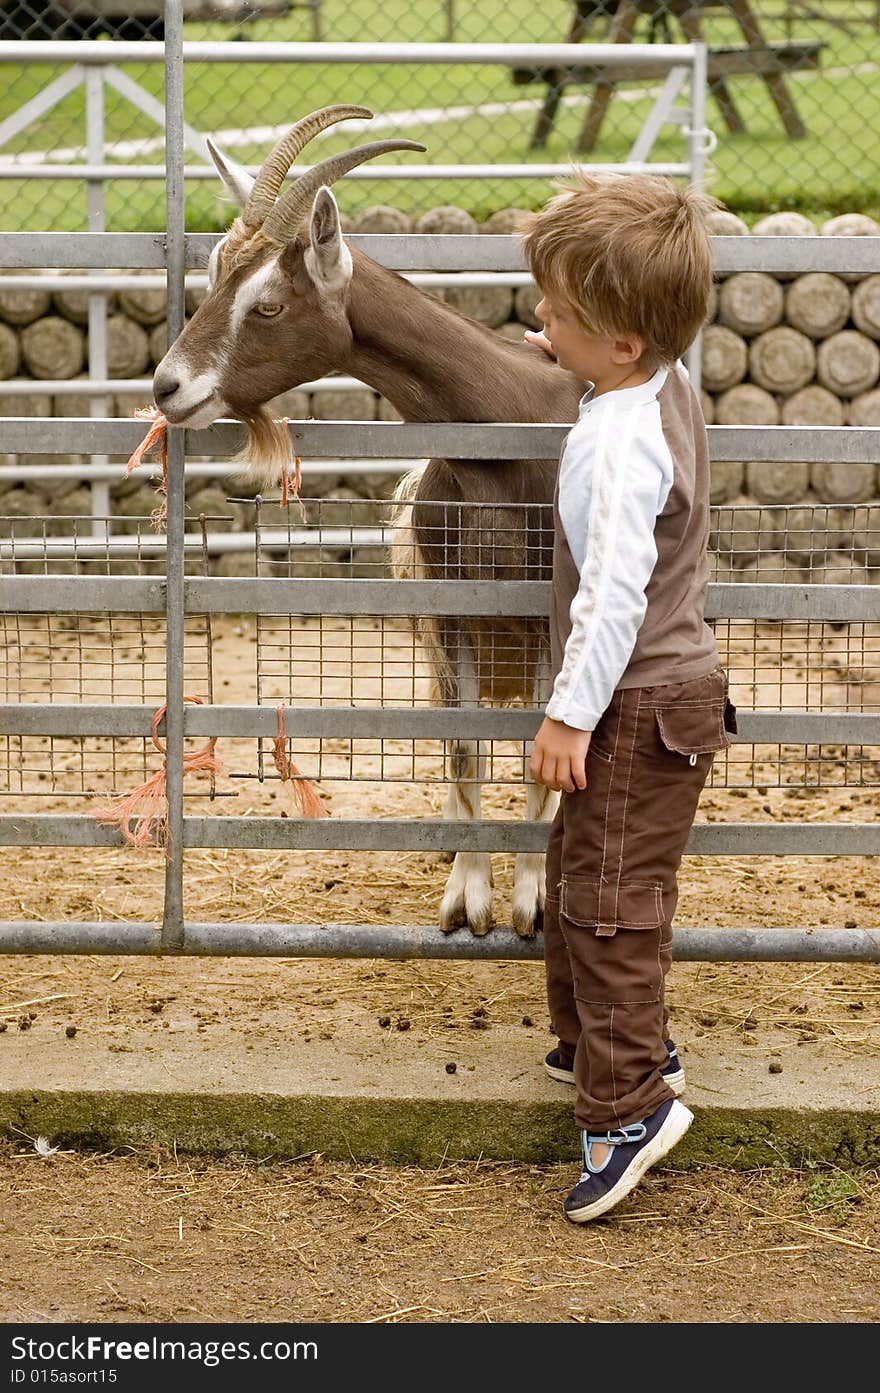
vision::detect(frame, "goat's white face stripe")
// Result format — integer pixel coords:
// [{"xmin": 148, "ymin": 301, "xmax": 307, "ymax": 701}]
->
[
  {"xmin": 164, "ymin": 249, "xmax": 283, "ymax": 406},
  {"xmin": 228, "ymin": 256, "xmax": 284, "ymax": 338}
]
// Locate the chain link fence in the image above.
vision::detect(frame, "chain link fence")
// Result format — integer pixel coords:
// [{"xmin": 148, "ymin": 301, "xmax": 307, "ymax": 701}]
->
[{"xmin": 0, "ymin": 0, "xmax": 878, "ymax": 231}]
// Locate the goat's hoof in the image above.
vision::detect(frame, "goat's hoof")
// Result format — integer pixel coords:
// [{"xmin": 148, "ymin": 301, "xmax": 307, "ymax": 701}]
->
[
  {"xmin": 469, "ymin": 916, "xmax": 495, "ymax": 938},
  {"xmin": 439, "ymin": 901, "xmax": 468, "ymax": 934},
  {"xmin": 438, "ymin": 917, "xmax": 462, "ymax": 935},
  {"xmin": 440, "ymin": 879, "xmax": 494, "ymax": 936},
  {"xmin": 511, "ymin": 901, "xmax": 543, "ymax": 939},
  {"xmin": 512, "ymin": 917, "xmax": 538, "ymax": 940}
]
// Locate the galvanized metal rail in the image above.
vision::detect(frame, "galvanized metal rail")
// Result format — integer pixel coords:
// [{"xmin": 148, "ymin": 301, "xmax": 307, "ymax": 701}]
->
[{"xmin": 0, "ymin": 39, "xmax": 709, "ymax": 184}]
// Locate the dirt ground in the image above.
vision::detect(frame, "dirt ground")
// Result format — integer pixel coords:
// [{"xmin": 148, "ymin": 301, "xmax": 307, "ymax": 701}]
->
[
  {"xmin": 1, "ymin": 825, "xmax": 878, "ymax": 1327},
  {"xmin": 1, "ymin": 1147, "xmax": 879, "ymax": 1323},
  {"xmin": 1, "ymin": 618, "xmax": 879, "ymax": 1323}
]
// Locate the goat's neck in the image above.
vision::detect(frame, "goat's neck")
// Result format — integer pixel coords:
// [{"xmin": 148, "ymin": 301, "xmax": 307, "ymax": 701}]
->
[{"xmin": 342, "ymin": 249, "xmax": 579, "ymax": 423}]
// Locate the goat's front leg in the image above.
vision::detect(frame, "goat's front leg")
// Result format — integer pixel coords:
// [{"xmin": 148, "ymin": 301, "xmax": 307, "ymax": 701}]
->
[
  {"xmin": 438, "ymin": 633, "xmax": 493, "ymax": 936},
  {"xmin": 512, "ymin": 768, "xmax": 558, "ymax": 938},
  {"xmin": 512, "ymin": 646, "xmax": 559, "ymax": 938},
  {"xmin": 438, "ymin": 736, "xmax": 493, "ymax": 935}
]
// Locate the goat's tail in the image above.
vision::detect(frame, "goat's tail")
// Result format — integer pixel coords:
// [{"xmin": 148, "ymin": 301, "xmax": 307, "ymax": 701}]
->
[
  {"xmin": 388, "ymin": 466, "xmax": 457, "ymax": 705},
  {"xmin": 388, "ymin": 466, "xmax": 423, "ymax": 581}
]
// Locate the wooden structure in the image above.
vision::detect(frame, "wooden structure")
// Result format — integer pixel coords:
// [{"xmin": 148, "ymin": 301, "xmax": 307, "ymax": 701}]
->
[{"xmin": 512, "ymin": 0, "xmax": 825, "ymax": 147}]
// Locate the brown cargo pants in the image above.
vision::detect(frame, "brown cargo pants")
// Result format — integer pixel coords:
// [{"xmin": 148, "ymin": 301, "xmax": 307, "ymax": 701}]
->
[{"xmin": 543, "ymin": 665, "xmax": 735, "ymax": 1132}]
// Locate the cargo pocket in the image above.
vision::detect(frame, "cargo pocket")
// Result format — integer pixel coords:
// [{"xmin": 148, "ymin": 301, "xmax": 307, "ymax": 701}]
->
[
  {"xmin": 588, "ymin": 738, "xmax": 614, "ymax": 765},
  {"xmin": 559, "ymin": 875, "xmax": 664, "ymax": 1005},
  {"xmin": 655, "ymin": 698, "xmax": 731, "ymax": 764},
  {"xmin": 586, "ymin": 707, "xmax": 616, "ymax": 764}
]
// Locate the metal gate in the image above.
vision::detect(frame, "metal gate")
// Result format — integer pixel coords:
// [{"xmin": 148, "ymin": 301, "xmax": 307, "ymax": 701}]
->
[{"xmin": 1, "ymin": 4, "xmax": 879, "ymax": 963}]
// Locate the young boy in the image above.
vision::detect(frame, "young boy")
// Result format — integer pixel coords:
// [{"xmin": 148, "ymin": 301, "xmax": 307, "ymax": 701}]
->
[{"xmin": 517, "ymin": 173, "xmax": 735, "ymax": 1223}]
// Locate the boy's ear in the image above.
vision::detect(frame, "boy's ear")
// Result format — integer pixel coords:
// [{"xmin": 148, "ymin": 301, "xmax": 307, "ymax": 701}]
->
[{"xmin": 610, "ymin": 335, "xmax": 645, "ymax": 366}]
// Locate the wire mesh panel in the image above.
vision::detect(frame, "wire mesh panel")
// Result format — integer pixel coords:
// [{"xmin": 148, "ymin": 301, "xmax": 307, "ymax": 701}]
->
[
  {"xmin": 710, "ymin": 503, "xmax": 880, "ymax": 582},
  {"xmin": 706, "ymin": 500, "xmax": 880, "ymax": 788},
  {"xmin": 207, "ymin": 493, "xmax": 880, "ymax": 798},
  {"xmin": 248, "ymin": 494, "xmax": 549, "ymax": 791},
  {"xmin": 0, "ymin": 510, "xmax": 216, "ymax": 797}
]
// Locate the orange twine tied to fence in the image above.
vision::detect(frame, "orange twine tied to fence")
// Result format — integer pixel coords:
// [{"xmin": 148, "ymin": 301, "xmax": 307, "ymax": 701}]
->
[
  {"xmin": 276, "ymin": 418, "xmax": 306, "ymax": 520},
  {"xmin": 128, "ymin": 406, "xmax": 169, "ymax": 530},
  {"xmin": 93, "ymin": 696, "xmax": 222, "ymax": 856},
  {"xmin": 273, "ymin": 704, "xmax": 329, "ymax": 819},
  {"xmin": 129, "ymin": 407, "xmax": 306, "ymax": 522}
]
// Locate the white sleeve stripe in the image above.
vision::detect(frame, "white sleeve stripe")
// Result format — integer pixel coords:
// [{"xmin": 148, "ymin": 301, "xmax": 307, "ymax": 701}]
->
[{"xmin": 555, "ymin": 403, "xmax": 640, "ymax": 703}]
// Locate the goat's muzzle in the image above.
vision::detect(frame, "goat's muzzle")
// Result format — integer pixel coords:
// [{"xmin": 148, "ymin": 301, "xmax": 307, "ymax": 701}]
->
[
  {"xmin": 152, "ymin": 366, "xmax": 182, "ymax": 412},
  {"xmin": 152, "ymin": 359, "xmax": 222, "ymax": 428}
]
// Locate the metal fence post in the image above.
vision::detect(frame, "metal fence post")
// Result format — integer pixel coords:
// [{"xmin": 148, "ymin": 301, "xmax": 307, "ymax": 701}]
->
[
  {"xmin": 161, "ymin": 0, "xmax": 186, "ymax": 952},
  {"xmin": 684, "ymin": 41, "xmax": 708, "ymax": 394},
  {"xmin": 688, "ymin": 41, "xmax": 708, "ymax": 190},
  {"xmin": 84, "ymin": 62, "xmax": 109, "ymax": 535}
]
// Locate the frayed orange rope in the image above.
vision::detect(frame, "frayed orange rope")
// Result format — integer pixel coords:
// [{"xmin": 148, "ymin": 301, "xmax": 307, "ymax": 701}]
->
[
  {"xmin": 272, "ymin": 704, "xmax": 329, "ymax": 818},
  {"xmin": 93, "ymin": 696, "xmax": 222, "ymax": 856},
  {"xmin": 280, "ymin": 455, "xmax": 303, "ymax": 509},
  {"xmin": 277, "ymin": 417, "xmax": 306, "ymax": 521},
  {"xmin": 131, "ymin": 406, "xmax": 305, "ymax": 524},
  {"xmin": 129, "ymin": 406, "xmax": 169, "ymax": 530}
]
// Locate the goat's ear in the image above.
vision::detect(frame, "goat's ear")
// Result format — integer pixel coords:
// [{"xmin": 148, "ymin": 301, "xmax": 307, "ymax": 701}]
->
[
  {"xmin": 306, "ymin": 186, "xmax": 352, "ymax": 292},
  {"xmin": 206, "ymin": 137, "xmax": 255, "ymax": 209}
]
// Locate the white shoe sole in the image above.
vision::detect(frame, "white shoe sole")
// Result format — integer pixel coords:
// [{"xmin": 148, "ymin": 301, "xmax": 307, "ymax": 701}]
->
[
  {"xmin": 544, "ymin": 1060, "xmax": 577, "ymax": 1084},
  {"xmin": 545, "ymin": 1060, "xmax": 686, "ymax": 1097},
  {"xmin": 564, "ymin": 1099, "xmax": 695, "ymax": 1224}
]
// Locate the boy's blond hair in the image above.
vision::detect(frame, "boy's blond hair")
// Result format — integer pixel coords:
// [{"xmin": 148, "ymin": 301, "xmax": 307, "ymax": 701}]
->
[{"xmin": 517, "ymin": 171, "xmax": 718, "ymax": 366}]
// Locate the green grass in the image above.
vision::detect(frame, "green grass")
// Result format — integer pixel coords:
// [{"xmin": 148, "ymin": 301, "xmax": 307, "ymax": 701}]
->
[
  {"xmin": 1, "ymin": 0, "xmax": 879, "ymax": 229},
  {"xmin": 804, "ymin": 1169, "xmax": 865, "ymax": 1224}
]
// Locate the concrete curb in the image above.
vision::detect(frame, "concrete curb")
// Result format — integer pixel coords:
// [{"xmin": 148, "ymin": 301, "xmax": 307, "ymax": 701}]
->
[
  {"xmin": 2, "ymin": 1090, "xmax": 879, "ymax": 1168},
  {"xmin": 1, "ymin": 1020, "xmax": 878, "ymax": 1167}
]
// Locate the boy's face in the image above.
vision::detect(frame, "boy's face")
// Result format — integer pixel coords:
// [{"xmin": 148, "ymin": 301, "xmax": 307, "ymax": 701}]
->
[{"xmin": 534, "ymin": 290, "xmax": 643, "ymax": 388}]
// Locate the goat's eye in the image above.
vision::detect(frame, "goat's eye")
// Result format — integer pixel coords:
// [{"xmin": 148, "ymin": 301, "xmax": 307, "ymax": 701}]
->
[{"xmin": 254, "ymin": 302, "xmax": 283, "ymax": 317}]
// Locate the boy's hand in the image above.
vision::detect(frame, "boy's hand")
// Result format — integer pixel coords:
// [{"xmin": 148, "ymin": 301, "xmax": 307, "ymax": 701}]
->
[
  {"xmin": 523, "ymin": 329, "xmax": 557, "ymax": 362},
  {"xmin": 530, "ymin": 716, "xmax": 591, "ymax": 792}
]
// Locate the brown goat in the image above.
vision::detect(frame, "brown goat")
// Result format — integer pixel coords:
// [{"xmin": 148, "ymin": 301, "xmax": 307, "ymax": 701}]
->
[{"xmin": 153, "ymin": 106, "xmax": 585, "ymax": 936}]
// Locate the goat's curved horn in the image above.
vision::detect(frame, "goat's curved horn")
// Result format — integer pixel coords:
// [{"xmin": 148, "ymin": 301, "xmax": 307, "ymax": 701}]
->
[
  {"xmin": 261, "ymin": 140, "xmax": 427, "ymax": 243},
  {"xmin": 241, "ymin": 105, "xmax": 374, "ymax": 229}
]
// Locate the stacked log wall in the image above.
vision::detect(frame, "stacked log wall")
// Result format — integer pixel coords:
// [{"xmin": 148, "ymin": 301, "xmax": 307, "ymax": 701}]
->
[{"xmin": 2, "ymin": 207, "xmax": 880, "ymax": 576}]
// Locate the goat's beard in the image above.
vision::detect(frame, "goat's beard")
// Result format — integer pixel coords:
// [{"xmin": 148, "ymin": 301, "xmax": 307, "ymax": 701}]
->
[{"xmin": 232, "ymin": 406, "xmax": 296, "ymax": 495}]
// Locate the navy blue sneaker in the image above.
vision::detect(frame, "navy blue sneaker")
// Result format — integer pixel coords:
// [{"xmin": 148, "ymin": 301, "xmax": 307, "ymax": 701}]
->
[
  {"xmin": 662, "ymin": 1039, "xmax": 685, "ymax": 1094},
  {"xmin": 544, "ymin": 1045, "xmax": 577, "ymax": 1084},
  {"xmin": 564, "ymin": 1097, "xmax": 694, "ymax": 1224},
  {"xmin": 545, "ymin": 1039, "xmax": 686, "ymax": 1095}
]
